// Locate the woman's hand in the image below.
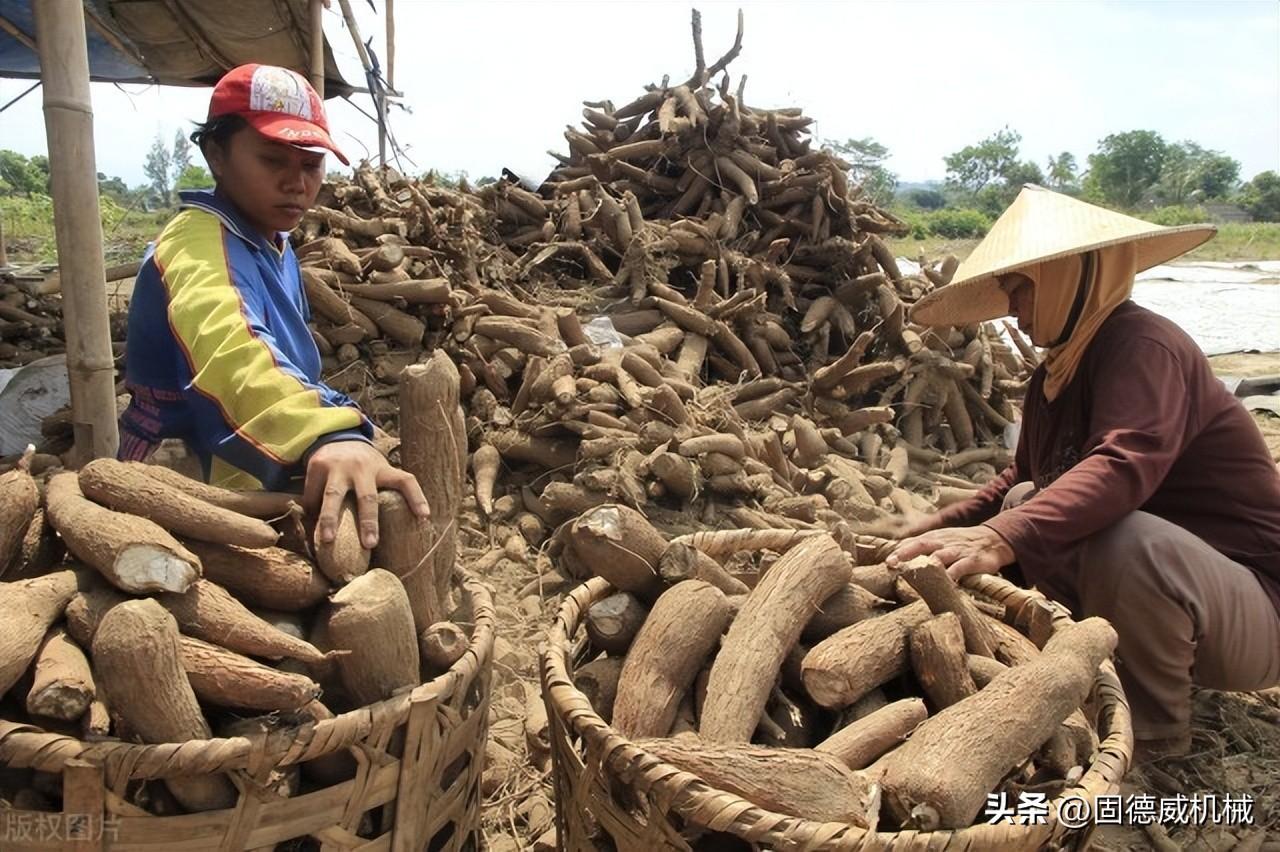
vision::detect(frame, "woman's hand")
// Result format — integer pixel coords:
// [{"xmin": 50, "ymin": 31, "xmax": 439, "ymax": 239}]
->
[
  {"xmin": 886, "ymin": 525, "xmax": 1015, "ymax": 582},
  {"xmin": 861, "ymin": 510, "xmax": 943, "ymax": 541},
  {"xmin": 303, "ymin": 440, "xmax": 430, "ymax": 550}
]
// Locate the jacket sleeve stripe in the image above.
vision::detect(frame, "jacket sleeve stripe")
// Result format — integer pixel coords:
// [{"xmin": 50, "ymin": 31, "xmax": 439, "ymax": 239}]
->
[{"xmin": 153, "ymin": 213, "xmax": 363, "ymax": 465}]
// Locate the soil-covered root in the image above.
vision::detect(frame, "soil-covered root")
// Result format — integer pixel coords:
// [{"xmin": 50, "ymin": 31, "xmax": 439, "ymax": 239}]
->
[{"xmin": 45, "ymin": 473, "xmax": 200, "ymax": 594}]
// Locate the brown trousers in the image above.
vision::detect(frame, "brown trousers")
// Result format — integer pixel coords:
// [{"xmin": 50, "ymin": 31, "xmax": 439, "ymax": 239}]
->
[{"xmin": 1002, "ymin": 482, "xmax": 1280, "ymax": 742}]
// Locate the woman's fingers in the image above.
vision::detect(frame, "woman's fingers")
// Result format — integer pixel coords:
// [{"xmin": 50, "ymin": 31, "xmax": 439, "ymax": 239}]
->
[
  {"xmin": 888, "ymin": 533, "xmax": 943, "ymax": 565},
  {"xmin": 927, "ymin": 545, "xmax": 967, "ymax": 567},
  {"xmin": 302, "ymin": 457, "xmax": 329, "ymax": 516},
  {"xmin": 946, "ymin": 554, "xmax": 995, "ymax": 582},
  {"xmin": 353, "ymin": 473, "xmax": 381, "ymax": 549},
  {"xmin": 315, "ymin": 474, "xmax": 351, "ymax": 545},
  {"xmin": 379, "ymin": 467, "xmax": 431, "ymax": 519}
]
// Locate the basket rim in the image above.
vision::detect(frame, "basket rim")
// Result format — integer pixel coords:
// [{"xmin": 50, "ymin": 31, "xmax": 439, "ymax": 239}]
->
[
  {"xmin": 0, "ymin": 571, "xmax": 496, "ymax": 780},
  {"xmin": 540, "ymin": 571, "xmax": 1135, "ymax": 845}
]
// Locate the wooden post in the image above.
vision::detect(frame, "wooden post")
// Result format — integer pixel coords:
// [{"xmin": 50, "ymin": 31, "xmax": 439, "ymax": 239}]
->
[
  {"xmin": 308, "ymin": 0, "xmax": 325, "ymax": 97},
  {"xmin": 0, "ymin": 215, "xmax": 8, "ymax": 268},
  {"xmin": 336, "ymin": 0, "xmax": 387, "ymax": 166},
  {"xmin": 61, "ymin": 759, "xmax": 107, "ymax": 851},
  {"xmin": 385, "ymin": 0, "xmax": 396, "ymax": 92},
  {"xmin": 33, "ymin": 0, "xmax": 120, "ymax": 465}
]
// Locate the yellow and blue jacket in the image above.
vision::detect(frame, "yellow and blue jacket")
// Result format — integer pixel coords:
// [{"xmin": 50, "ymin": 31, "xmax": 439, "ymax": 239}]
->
[{"xmin": 119, "ymin": 190, "xmax": 372, "ymax": 490}]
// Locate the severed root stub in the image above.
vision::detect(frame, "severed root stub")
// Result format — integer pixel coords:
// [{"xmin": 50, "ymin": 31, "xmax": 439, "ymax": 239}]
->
[
  {"xmin": 116, "ymin": 546, "xmax": 202, "ymax": 594},
  {"xmin": 45, "ymin": 473, "xmax": 200, "ymax": 594}
]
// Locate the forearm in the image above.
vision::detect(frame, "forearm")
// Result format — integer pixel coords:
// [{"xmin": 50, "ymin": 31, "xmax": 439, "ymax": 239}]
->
[
  {"xmin": 934, "ymin": 463, "xmax": 1023, "ymax": 528},
  {"xmin": 984, "ymin": 446, "xmax": 1164, "ymax": 574}
]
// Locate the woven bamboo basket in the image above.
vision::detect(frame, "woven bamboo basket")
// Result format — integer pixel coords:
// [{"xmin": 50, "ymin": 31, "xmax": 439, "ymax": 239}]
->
[
  {"xmin": 541, "ymin": 567, "xmax": 1133, "ymax": 852},
  {"xmin": 0, "ymin": 572, "xmax": 495, "ymax": 852}
]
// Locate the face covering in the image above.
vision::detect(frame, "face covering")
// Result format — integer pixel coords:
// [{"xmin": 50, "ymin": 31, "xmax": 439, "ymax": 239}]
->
[{"xmin": 1019, "ymin": 243, "xmax": 1138, "ymax": 401}]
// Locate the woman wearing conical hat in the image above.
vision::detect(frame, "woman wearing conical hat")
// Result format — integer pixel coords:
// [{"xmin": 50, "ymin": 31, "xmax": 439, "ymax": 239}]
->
[{"xmin": 889, "ymin": 186, "xmax": 1280, "ymax": 760}]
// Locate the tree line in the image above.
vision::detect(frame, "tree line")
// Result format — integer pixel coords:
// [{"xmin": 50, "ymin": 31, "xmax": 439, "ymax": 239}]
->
[
  {"xmin": 4, "ymin": 125, "xmax": 1278, "ymax": 236},
  {"xmin": 825, "ymin": 128, "xmax": 1280, "ymax": 238},
  {"xmin": 0, "ymin": 129, "xmax": 212, "ymax": 210}
]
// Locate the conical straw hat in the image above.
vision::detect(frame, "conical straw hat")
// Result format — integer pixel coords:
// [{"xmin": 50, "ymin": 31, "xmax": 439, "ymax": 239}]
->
[{"xmin": 909, "ymin": 185, "xmax": 1216, "ymax": 327}]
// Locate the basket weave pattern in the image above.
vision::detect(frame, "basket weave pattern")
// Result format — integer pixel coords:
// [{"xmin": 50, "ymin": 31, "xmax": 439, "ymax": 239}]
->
[
  {"xmin": 541, "ymin": 572, "xmax": 1134, "ymax": 851},
  {"xmin": 0, "ymin": 573, "xmax": 495, "ymax": 852}
]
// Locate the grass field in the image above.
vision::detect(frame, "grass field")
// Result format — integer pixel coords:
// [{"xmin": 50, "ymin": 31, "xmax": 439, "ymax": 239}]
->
[
  {"xmin": 888, "ymin": 222, "xmax": 1280, "ymax": 266},
  {"xmin": 1, "ymin": 195, "xmax": 164, "ymax": 267}
]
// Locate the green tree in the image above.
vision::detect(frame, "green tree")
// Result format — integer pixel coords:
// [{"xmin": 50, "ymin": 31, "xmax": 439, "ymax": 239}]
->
[
  {"xmin": 0, "ymin": 150, "xmax": 49, "ymax": 195},
  {"xmin": 826, "ymin": 137, "xmax": 897, "ymax": 205},
  {"xmin": 943, "ymin": 128, "xmax": 1021, "ymax": 199},
  {"xmin": 1047, "ymin": 152, "xmax": 1078, "ymax": 190},
  {"xmin": 174, "ymin": 164, "xmax": 214, "ymax": 191},
  {"xmin": 1086, "ymin": 130, "xmax": 1168, "ymax": 208},
  {"xmin": 171, "ymin": 129, "xmax": 193, "ymax": 187},
  {"xmin": 907, "ymin": 188, "xmax": 946, "ymax": 210},
  {"xmin": 943, "ymin": 127, "xmax": 1042, "ymax": 215},
  {"xmin": 143, "ymin": 134, "xmax": 173, "ymax": 206},
  {"xmin": 1239, "ymin": 171, "xmax": 1280, "ymax": 222},
  {"xmin": 973, "ymin": 159, "xmax": 1045, "ymax": 216},
  {"xmin": 1154, "ymin": 141, "xmax": 1240, "ymax": 204},
  {"xmin": 97, "ymin": 172, "xmax": 128, "ymax": 199}
]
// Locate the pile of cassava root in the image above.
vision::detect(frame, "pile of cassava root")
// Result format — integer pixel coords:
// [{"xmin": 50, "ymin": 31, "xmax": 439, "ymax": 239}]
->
[
  {"xmin": 0, "ymin": 350, "xmax": 472, "ymax": 818},
  {"xmin": 0, "ymin": 8, "xmax": 1069, "ymax": 843},
  {"xmin": 562, "ymin": 514, "xmax": 1115, "ymax": 834},
  {"xmin": 282, "ymin": 14, "xmax": 1035, "ymax": 568},
  {"xmin": 0, "ymin": 277, "xmax": 88, "ymax": 371}
]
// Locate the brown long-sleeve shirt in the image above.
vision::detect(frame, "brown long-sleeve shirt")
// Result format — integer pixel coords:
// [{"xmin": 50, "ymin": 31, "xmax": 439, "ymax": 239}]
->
[{"xmin": 937, "ymin": 301, "xmax": 1280, "ymax": 617}]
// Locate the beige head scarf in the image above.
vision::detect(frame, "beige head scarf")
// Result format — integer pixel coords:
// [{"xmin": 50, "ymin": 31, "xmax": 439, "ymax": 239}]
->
[{"xmin": 1018, "ymin": 243, "xmax": 1138, "ymax": 401}]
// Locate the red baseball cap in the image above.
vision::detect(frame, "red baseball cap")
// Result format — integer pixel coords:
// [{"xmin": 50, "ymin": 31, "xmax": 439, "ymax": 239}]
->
[{"xmin": 208, "ymin": 64, "xmax": 349, "ymax": 165}]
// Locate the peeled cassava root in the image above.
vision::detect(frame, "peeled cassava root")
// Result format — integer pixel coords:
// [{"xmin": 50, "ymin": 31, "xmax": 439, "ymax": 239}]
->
[
  {"xmin": 92, "ymin": 599, "xmax": 238, "ymax": 813},
  {"xmin": 78, "ymin": 459, "xmax": 278, "ymax": 549},
  {"xmin": 45, "ymin": 473, "xmax": 200, "ymax": 594},
  {"xmin": 158, "ymin": 579, "xmax": 327, "ymax": 664},
  {"xmin": 26, "ymin": 627, "xmax": 96, "ymax": 721},
  {"xmin": 323, "ymin": 569, "xmax": 420, "ymax": 705},
  {"xmin": 0, "ymin": 570, "xmax": 84, "ymax": 697},
  {"xmin": 561, "ymin": 499, "xmax": 1114, "ymax": 835},
  {"xmin": 638, "ymin": 738, "xmax": 880, "ymax": 828},
  {"xmin": 875, "ymin": 618, "xmax": 1118, "ymax": 830},
  {"xmin": 178, "ymin": 636, "xmax": 320, "ymax": 712},
  {"xmin": 613, "ymin": 580, "xmax": 729, "ymax": 738},
  {"xmin": 701, "ymin": 533, "xmax": 850, "ymax": 742},
  {"xmin": 0, "ymin": 465, "xmax": 39, "ymax": 576}
]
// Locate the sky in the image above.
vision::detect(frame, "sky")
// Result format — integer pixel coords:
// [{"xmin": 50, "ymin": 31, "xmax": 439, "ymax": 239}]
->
[{"xmin": 1, "ymin": 0, "xmax": 1277, "ymax": 189}]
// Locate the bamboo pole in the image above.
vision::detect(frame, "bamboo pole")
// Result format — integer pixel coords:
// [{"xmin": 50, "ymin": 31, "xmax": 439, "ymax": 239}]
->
[
  {"xmin": 309, "ymin": 0, "xmax": 325, "ymax": 97},
  {"xmin": 336, "ymin": 0, "xmax": 386, "ymax": 165},
  {"xmin": 33, "ymin": 0, "xmax": 120, "ymax": 464},
  {"xmin": 385, "ymin": 0, "xmax": 395, "ymax": 92},
  {"xmin": 0, "ymin": 13, "xmax": 37, "ymax": 52}
]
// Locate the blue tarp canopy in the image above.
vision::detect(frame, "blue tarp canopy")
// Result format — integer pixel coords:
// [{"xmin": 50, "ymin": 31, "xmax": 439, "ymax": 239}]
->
[{"xmin": 0, "ymin": 0, "xmax": 354, "ymax": 96}]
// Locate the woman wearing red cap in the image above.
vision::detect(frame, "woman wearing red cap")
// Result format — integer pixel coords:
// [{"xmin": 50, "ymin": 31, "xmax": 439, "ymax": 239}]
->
[{"xmin": 119, "ymin": 64, "xmax": 429, "ymax": 550}]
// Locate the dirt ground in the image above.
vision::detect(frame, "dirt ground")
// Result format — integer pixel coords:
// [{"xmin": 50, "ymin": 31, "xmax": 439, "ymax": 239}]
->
[{"xmin": 472, "ymin": 353, "xmax": 1280, "ymax": 851}]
